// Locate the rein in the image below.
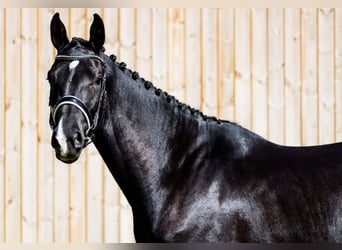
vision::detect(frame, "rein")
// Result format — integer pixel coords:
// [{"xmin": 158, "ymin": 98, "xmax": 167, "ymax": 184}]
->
[{"xmin": 50, "ymin": 54, "xmax": 107, "ymax": 147}]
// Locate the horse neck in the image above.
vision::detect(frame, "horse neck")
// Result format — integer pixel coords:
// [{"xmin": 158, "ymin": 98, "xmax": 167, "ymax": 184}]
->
[{"xmin": 93, "ymin": 59, "xmax": 202, "ymax": 223}]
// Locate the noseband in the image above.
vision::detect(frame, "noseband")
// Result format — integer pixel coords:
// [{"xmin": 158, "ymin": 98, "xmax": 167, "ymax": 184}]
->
[{"xmin": 50, "ymin": 54, "xmax": 107, "ymax": 147}]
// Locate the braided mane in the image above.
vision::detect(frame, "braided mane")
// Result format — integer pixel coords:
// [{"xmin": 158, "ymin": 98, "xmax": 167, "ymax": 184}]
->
[{"xmin": 107, "ymin": 53, "xmax": 234, "ymax": 126}]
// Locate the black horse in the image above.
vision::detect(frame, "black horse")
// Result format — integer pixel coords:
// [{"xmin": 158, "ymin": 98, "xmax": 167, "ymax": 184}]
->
[{"xmin": 48, "ymin": 13, "xmax": 342, "ymax": 242}]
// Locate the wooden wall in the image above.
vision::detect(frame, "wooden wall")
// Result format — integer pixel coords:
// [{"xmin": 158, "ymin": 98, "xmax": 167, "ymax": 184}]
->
[{"xmin": 0, "ymin": 8, "xmax": 341, "ymax": 242}]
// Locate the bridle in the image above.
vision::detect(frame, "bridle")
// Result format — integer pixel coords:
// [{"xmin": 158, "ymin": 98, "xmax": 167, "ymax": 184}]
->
[{"xmin": 49, "ymin": 54, "xmax": 107, "ymax": 147}]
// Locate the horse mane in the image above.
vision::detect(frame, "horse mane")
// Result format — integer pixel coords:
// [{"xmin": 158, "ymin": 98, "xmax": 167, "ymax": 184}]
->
[{"xmin": 107, "ymin": 53, "xmax": 236, "ymax": 127}]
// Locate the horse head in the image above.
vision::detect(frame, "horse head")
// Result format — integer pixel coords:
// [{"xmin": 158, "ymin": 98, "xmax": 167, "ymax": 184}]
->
[{"xmin": 48, "ymin": 13, "xmax": 107, "ymax": 163}]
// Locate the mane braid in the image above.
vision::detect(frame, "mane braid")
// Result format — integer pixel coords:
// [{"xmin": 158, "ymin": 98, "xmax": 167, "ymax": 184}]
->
[{"xmin": 109, "ymin": 54, "xmax": 234, "ymax": 126}]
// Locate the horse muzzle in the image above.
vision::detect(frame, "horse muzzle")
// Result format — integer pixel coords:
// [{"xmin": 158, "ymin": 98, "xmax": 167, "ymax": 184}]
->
[{"xmin": 51, "ymin": 125, "xmax": 84, "ymax": 164}]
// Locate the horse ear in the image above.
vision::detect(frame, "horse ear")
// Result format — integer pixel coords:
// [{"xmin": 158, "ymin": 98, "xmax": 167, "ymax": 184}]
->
[
  {"xmin": 89, "ymin": 14, "xmax": 105, "ymax": 52},
  {"xmin": 50, "ymin": 13, "xmax": 69, "ymax": 53}
]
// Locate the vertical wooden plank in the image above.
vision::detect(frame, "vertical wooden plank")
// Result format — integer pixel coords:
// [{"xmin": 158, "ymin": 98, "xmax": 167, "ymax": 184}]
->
[
  {"xmin": 167, "ymin": 8, "xmax": 185, "ymax": 100},
  {"xmin": 251, "ymin": 8, "xmax": 268, "ymax": 138},
  {"xmin": 119, "ymin": 8, "xmax": 136, "ymax": 67},
  {"xmin": 136, "ymin": 8, "xmax": 152, "ymax": 80},
  {"xmin": 201, "ymin": 8, "xmax": 218, "ymax": 117},
  {"xmin": 234, "ymin": 8, "xmax": 251, "ymax": 129},
  {"xmin": 318, "ymin": 8, "xmax": 335, "ymax": 144},
  {"xmin": 37, "ymin": 8, "xmax": 55, "ymax": 243},
  {"xmin": 53, "ymin": 8, "xmax": 70, "ymax": 243},
  {"xmin": 301, "ymin": 8, "xmax": 318, "ymax": 146},
  {"xmin": 70, "ymin": 8, "xmax": 86, "ymax": 38},
  {"xmin": 185, "ymin": 8, "xmax": 201, "ymax": 110},
  {"xmin": 336, "ymin": 8, "xmax": 342, "ymax": 142},
  {"xmin": 284, "ymin": 8, "xmax": 301, "ymax": 146},
  {"xmin": 103, "ymin": 8, "xmax": 119, "ymax": 56},
  {"xmin": 69, "ymin": 8, "xmax": 87, "ymax": 243},
  {"xmin": 4, "ymin": 8, "xmax": 21, "ymax": 242},
  {"xmin": 103, "ymin": 167, "xmax": 120, "ymax": 243},
  {"xmin": 152, "ymin": 8, "xmax": 167, "ymax": 90},
  {"xmin": 21, "ymin": 8, "xmax": 38, "ymax": 242},
  {"xmin": 84, "ymin": 143, "xmax": 103, "ymax": 243},
  {"xmin": 0, "ymin": 7, "xmax": 5, "ymax": 242},
  {"xmin": 218, "ymin": 8, "xmax": 234, "ymax": 121},
  {"xmin": 102, "ymin": 8, "xmax": 121, "ymax": 243},
  {"xmin": 268, "ymin": 8, "xmax": 285, "ymax": 144},
  {"xmin": 85, "ymin": 8, "xmax": 104, "ymax": 243},
  {"xmin": 118, "ymin": 8, "xmax": 135, "ymax": 243}
]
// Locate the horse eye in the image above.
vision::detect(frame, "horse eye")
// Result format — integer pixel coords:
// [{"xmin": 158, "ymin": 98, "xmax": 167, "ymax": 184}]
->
[{"xmin": 95, "ymin": 77, "xmax": 103, "ymax": 85}]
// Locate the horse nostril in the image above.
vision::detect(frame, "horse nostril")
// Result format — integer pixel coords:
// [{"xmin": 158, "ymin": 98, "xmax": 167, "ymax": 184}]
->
[{"xmin": 73, "ymin": 131, "xmax": 84, "ymax": 149}]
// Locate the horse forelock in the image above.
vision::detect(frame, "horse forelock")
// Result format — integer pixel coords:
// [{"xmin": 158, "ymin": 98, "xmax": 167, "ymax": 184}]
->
[{"xmin": 59, "ymin": 37, "xmax": 105, "ymax": 56}]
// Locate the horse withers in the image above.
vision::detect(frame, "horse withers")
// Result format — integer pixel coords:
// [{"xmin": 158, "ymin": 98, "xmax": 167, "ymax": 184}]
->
[{"xmin": 47, "ymin": 12, "xmax": 342, "ymax": 242}]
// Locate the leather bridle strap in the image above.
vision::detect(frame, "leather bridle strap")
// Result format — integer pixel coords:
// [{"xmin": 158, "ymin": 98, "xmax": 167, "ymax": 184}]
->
[
  {"xmin": 50, "ymin": 54, "xmax": 107, "ymax": 147},
  {"xmin": 55, "ymin": 54, "xmax": 105, "ymax": 64},
  {"xmin": 52, "ymin": 95, "xmax": 93, "ymax": 137}
]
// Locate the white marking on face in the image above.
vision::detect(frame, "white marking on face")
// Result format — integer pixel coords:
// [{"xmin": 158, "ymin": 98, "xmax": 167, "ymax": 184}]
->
[
  {"xmin": 55, "ymin": 117, "xmax": 69, "ymax": 155},
  {"xmin": 69, "ymin": 60, "xmax": 80, "ymax": 70}
]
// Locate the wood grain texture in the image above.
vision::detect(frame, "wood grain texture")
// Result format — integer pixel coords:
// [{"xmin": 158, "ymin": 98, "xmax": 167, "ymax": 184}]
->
[{"xmin": 1, "ymin": 8, "xmax": 341, "ymax": 242}]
